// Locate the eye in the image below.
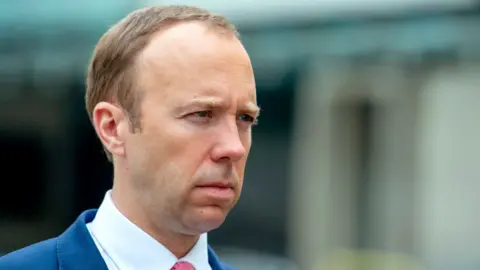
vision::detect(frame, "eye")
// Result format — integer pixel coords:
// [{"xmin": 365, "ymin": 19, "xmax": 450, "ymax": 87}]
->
[
  {"xmin": 238, "ymin": 114, "xmax": 258, "ymax": 125},
  {"xmin": 193, "ymin": 110, "xmax": 213, "ymax": 118},
  {"xmin": 186, "ymin": 110, "xmax": 213, "ymax": 122}
]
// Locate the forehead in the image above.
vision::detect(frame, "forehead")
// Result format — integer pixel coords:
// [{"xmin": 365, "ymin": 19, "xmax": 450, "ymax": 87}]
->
[{"xmin": 136, "ymin": 22, "xmax": 256, "ymax": 101}]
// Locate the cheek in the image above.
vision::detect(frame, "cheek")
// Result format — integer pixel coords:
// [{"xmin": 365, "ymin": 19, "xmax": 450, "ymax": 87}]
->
[
  {"xmin": 236, "ymin": 132, "xmax": 251, "ymax": 180},
  {"xmin": 148, "ymin": 126, "xmax": 214, "ymax": 178},
  {"xmin": 241, "ymin": 131, "xmax": 252, "ymax": 155},
  {"xmin": 235, "ymin": 159, "xmax": 248, "ymax": 177},
  {"xmin": 125, "ymin": 123, "xmax": 179, "ymax": 179}
]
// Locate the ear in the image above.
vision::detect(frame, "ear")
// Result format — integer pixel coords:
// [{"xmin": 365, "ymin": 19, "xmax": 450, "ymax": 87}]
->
[{"xmin": 92, "ymin": 102, "xmax": 129, "ymax": 158}]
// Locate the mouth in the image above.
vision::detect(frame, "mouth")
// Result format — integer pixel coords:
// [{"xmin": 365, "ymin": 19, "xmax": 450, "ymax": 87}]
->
[
  {"xmin": 196, "ymin": 182, "xmax": 233, "ymax": 189},
  {"xmin": 195, "ymin": 181, "xmax": 235, "ymax": 201}
]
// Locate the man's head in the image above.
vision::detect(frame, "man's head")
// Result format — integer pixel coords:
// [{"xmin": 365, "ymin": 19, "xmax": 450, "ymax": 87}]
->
[{"xmin": 86, "ymin": 6, "xmax": 258, "ymax": 236}]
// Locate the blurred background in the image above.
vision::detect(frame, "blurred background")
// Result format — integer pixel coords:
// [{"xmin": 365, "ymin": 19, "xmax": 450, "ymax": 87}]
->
[{"xmin": 1, "ymin": 1, "xmax": 479, "ymax": 269}]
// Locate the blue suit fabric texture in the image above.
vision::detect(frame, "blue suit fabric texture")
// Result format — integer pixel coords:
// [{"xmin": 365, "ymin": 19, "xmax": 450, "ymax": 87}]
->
[{"xmin": 0, "ymin": 210, "xmax": 234, "ymax": 270}]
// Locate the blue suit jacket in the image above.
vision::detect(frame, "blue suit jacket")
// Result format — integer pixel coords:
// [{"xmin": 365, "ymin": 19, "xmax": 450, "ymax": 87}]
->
[{"xmin": 0, "ymin": 210, "xmax": 234, "ymax": 270}]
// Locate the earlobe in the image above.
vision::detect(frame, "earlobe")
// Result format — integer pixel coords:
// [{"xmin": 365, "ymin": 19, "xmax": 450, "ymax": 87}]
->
[{"xmin": 92, "ymin": 102, "xmax": 127, "ymax": 157}]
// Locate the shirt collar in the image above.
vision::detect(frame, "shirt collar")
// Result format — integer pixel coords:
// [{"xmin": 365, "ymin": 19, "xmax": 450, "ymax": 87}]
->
[{"xmin": 88, "ymin": 190, "xmax": 210, "ymax": 270}]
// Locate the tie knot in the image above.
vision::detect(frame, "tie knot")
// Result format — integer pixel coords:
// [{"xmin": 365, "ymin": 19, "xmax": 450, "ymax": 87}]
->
[{"xmin": 171, "ymin": 261, "xmax": 195, "ymax": 270}]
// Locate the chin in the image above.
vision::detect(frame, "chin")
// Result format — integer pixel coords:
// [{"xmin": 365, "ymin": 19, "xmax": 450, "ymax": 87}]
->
[{"xmin": 185, "ymin": 206, "xmax": 230, "ymax": 233}]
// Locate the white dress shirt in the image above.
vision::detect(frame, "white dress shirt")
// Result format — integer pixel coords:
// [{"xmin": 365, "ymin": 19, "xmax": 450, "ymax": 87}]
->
[{"xmin": 86, "ymin": 191, "xmax": 212, "ymax": 270}]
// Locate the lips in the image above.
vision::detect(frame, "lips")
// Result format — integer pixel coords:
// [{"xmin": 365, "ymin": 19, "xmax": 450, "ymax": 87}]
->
[
  {"xmin": 195, "ymin": 181, "xmax": 233, "ymax": 189},
  {"xmin": 194, "ymin": 181, "xmax": 236, "ymax": 201}
]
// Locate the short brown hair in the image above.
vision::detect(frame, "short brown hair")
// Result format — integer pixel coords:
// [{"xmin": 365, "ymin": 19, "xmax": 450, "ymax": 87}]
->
[{"xmin": 85, "ymin": 5, "xmax": 238, "ymax": 161}]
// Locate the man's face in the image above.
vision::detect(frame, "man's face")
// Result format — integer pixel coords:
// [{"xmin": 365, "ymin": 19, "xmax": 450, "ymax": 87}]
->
[{"xmin": 124, "ymin": 23, "xmax": 258, "ymax": 234}]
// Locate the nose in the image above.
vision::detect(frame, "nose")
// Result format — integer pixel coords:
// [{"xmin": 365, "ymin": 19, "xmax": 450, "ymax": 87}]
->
[{"xmin": 210, "ymin": 120, "xmax": 247, "ymax": 162}]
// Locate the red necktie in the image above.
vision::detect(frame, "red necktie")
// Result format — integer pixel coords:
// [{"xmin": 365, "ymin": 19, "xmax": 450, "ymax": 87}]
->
[{"xmin": 171, "ymin": 261, "xmax": 195, "ymax": 270}]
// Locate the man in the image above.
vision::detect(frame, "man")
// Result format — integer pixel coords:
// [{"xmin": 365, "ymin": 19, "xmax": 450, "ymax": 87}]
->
[{"xmin": 0, "ymin": 5, "xmax": 259, "ymax": 270}]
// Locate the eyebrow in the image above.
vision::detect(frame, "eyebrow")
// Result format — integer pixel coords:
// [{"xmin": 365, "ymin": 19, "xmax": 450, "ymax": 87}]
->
[
  {"xmin": 180, "ymin": 97, "xmax": 261, "ymax": 116},
  {"xmin": 245, "ymin": 102, "xmax": 261, "ymax": 117},
  {"xmin": 187, "ymin": 97, "xmax": 222, "ymax": 108}
]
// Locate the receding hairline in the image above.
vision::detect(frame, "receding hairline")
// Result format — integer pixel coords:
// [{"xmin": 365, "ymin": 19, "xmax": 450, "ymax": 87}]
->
[
  {"xmin": 107, "ymin": 6, "xmax": 239, "ymax": 48},
  {"xmin": 92, "ymin": 18, "xmax": 239, "ymax": 107},
  {"xmin": 131, "ymin": 20, "xmax": 243, "ymax": 90},
  {"xmin": 151, "ymin": 19, "xmax": 239, "ymax": 41},
  {"xmin": 137, "ymin": 20, "xmax": 241, "ymax": 61}
]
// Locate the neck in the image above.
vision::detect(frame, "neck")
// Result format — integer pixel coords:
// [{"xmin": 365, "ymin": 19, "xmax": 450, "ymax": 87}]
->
[{"xmin": 110, "ymin": 165, "xmax": 199, "ymax": 258}]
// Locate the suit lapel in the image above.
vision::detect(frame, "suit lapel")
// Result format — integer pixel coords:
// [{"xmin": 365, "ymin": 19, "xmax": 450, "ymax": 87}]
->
[
  {"xmin": 208, "ymin": 246, "xmax": 230, "ymax": 270},
  {"xmin": 55, "ymin": 209, "xmax": 230, "ymax": 270},
  {"xmin": 56, "ymin": 210, "xmax": 108, "ymax": 270}
]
